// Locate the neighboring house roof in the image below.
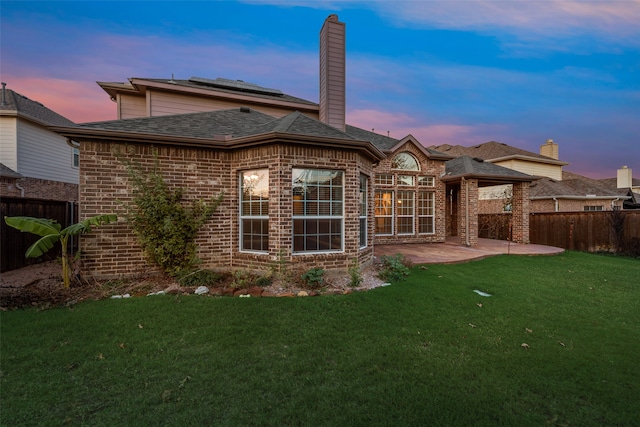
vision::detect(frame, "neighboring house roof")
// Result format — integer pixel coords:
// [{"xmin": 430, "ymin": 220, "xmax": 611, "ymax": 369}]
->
[
  {"xmin": 0, "ymin": 163, "xmax": 23, "ymax": 179},
  {"xmin": 98, "ymin": 77, "xmax": 318, "ymax": 108},
  {"xmin": 442, "ymin": 156, "xmax": 536, "ymax": 184},
  {"xmin": 52, "ymin": 107, "xmax": 386, "ymax": 161},
  {"xmin": 431, "ymin": 141, "xmax": 568, "ymax": 166},
  {"xmin": 0, "ymin": 88, "xmax": 75, "ymax": 127},
  {"xmin": 530, "ymin": 171, "xmax": 626, "ymax": 200}
]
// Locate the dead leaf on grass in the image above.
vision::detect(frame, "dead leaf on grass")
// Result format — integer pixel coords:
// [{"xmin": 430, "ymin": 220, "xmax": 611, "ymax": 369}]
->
[
  {"xmin": 525, "ymin": 328, "xmax": 533, "ymax": 333},
  {"xmin": 468, "ymin": 323, "xmax": 477, "ymax": 328},
  {"xmin": 521, "ymin": 343, "xmax": 530, "ymax": 350}
]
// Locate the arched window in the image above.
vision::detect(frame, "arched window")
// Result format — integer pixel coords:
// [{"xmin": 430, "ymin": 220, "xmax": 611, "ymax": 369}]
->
[{"xmin": 391, "ymin": 152, "xmax": 420, "ymax": 171}]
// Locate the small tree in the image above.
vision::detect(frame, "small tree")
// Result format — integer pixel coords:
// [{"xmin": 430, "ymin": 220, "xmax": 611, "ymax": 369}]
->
[
  {"xmin": 119, "ymin": 154, "xmax": 223, "ymax": 276},
  {"xmin": 4, "ymin": 214, "xmax": 118, "ymax": 288}
]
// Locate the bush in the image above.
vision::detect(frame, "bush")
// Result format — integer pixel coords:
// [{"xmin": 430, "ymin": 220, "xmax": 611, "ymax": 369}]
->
[
  {"xmin": 118, "ymin": 152, "xmax": 223, "ymax": 276},
  {"xmin": 348, "ymin": 258, "xmax": 363, "ymax": 288},
  {"xmin": 301, "ymin": 267, "xmax": 325, "ymax": 289},
  {"xmin": 378, "ymin": 254, "xmax": 410, "ymax": 282}
]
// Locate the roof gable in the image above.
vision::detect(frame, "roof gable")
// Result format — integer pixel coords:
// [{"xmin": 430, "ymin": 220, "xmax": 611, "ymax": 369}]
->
[{"xmin": 431, "ymin": 141, "xmax": 568, "ymax": 166}]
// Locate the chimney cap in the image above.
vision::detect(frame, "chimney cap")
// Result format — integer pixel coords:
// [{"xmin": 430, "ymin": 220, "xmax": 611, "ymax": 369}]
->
[{"xmin": 545, "ymin": 138, "xmax": 554, "ymax": 144}]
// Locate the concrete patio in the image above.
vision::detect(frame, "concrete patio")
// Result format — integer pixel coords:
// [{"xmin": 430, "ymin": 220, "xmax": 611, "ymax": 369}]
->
[{"xmin": 374, "ymin": 237, "xmax": 564, "ymax": 265}]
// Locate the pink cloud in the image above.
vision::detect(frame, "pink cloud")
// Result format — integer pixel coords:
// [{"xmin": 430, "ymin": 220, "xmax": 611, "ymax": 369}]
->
[
  {"xmin": 3, "ymin": 76, "xmax": 115, "ymax": 123},
  {"xmin": 347, "ymin": 109, "xmax": 508, "ymax": 146}
]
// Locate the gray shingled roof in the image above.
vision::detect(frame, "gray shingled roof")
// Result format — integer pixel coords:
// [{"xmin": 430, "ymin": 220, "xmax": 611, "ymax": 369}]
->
[
  {"xmin": 0, "ymin": 88, "xmax": 75, "ymax": 126},
  {"xmin": 77, "ymin": 108, "xmax": 395, "ymax": 146},
  {"xmin": 80, "ymin": 108, "xmax": 277, "ymax": 139},
  {"xmin": 0, "ymin": 163, "xmax": 23, "ymax": 179},
  {"xmin": 444, "ymin": 156, "xmax": 535, "ymax": 180},
  {"xmin": 125, "ymin": 77, "xmax": 318, "ymax": 106},
  {"xmin": 431, "ymin": 141, "xmax": 563, "ymax": 163},
  {"xmin": 345, "ymin": 125, "xmax": 398, "ymax": 150},
  {"xmin": 529, "ymin": 174, "xmax": 622, "ymax": 198}
]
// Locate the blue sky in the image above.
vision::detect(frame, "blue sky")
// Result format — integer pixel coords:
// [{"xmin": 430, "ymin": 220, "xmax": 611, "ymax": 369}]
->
[{"xmin": 2, "ymin": 0, "xmax": 639, "ymax": 178}]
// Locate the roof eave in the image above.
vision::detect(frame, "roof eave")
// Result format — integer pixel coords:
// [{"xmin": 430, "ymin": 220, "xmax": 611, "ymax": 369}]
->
[
  {"xmin": 441, "ymin": 173, "xmax": 537, "ymax": 183},
  {"xmin": 49, "ymin": 126, "xmax": 386, "ymax": 161},
  {"xmin": 488, "ymin": 155, "xmax": 569, "ymax": 166},
  {"xmin": 128, "ymin": 78, "xmax": 320, "ymax": 114},
  {"xmin": 530, "ymin": 195, "xmax": 631, "ymax": 200}
]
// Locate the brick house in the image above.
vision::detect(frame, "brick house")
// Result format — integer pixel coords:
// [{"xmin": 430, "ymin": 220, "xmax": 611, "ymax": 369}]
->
[
  {"xmin": 49, "ymin": 15, "xmax": 535, "ymax": 279},
  {"xmin": 432, "ymin": 139, "xmax": 627, "ymax": 213},
  {"xmin": 0, "ymin": 83, "xmax": 79, "ymax": 202}
]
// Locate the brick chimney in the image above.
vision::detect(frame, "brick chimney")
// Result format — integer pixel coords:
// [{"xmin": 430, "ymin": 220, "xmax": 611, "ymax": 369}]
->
[
  {"xmin": 540, "ymin": 138, "xmax": 559, "ymax": 160},
  {"xmin": 319, "ymin": 14, "xmax": 346, "ymax": 131},
  {"xmin": 617, "ymin": 165, "xmax": 632, "ymax": 188}
]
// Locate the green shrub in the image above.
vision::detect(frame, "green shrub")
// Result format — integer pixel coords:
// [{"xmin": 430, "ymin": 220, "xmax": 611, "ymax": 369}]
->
[
  {"xmin": 231, "ymin": 269, "xmax": 256, "ymax": 289},
  {"xmin": 378, "ymin": 254, "xmax": 410, "ymax": 282},
  {"xmin": 301, "ymin": 267, "xmax": 325, "ymax": 288},
  {"xmin": 348, "ymin": 258, "xmax": 363, "ymax": 288},
  {"xmin": 117, "ymin": 152, "xmax": 223, "ymax": 276}
]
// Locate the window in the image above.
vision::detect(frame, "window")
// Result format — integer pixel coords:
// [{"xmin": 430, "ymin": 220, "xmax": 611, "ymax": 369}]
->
[
  {"xmin": 292, "ymin": 169, "xmax": 343, "ymax": 253},
  {"xmin": 584, "ymin": 205, "xmax": 603, "ymax": 211},
  {"xmin": 418, "ymin": 192, "xmax": 434, "ymax": 234},
  {"xmin": 72, "ymin": 147, "xmax": 80, "ymax": 168},
  {"xmin": 392, "ymin": 152, "xmax": 419, "ymax": 171},
  {"xmin": 240, "ymin": 169, "xmax": 269, "ymax": 252},
  {"xmin": 398, "ymin": 175, "xmax": 415, "ymax": 186},
  {"xmin": 418, "ymin": 176, "xmax": 434, "ymax": 187},
  {"xmin": 374, "ymin": 191, "xmax": 393, "ymax": 235},
  {"xmin": 359, "ymin": 175, "xmax": 368, "ymax": 248},
  {"xmin": 397, "ymin": 191, "xmax": 414, "ymax": 234},
  {"xmin": 375, "ymin": 174, "xmax": 393, "ymax": 186}
]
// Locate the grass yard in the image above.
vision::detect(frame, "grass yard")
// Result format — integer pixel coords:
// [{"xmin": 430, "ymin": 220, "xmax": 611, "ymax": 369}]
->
[{"xmin": 1, "ymin": 251, "xmax": 639, "ymax": 426}]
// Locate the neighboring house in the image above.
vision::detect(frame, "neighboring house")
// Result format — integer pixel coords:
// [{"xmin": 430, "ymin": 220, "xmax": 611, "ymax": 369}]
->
[
  {"xmin": 596, "ymin": 166, "xmax": 640, "ymax": 210},
  {"xmin": 49, "ymin": 15, "xmax": 535, "ymax": 279},
  {"xmin": 431, "ymin": 139, "xmax": 627, "ymax": 212},
  {"xmin": 0, "ymin": 83, "xmax": 79, "ymax": 201},
  {"xmin": 98, "ymin": 77, "xmax": 319, "ymax": 121}
]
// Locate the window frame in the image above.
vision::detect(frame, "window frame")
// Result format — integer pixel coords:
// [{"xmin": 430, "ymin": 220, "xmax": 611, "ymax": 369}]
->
[
  {"xmin": 72, "ymin": 147, "xmax": 80, "ymax": 169},
  {"xmin": 359, "ymin": 174, "xmax": 368, "ymax": 249},
  {"xmin": 292, "ymin": 168, "xmax": 344, "ymax": 254},
  {"xmin": 396, "ymin": 190, "xmax": 415, "ymax": 235},
  {"xmin": 374, "ymin": 190, "xmax": 394, "ymax": 236},
  {"xmin": 239, "ymin": 169, "xmax": 270, "ymax": 253},
  {"xmin": 418, "ymin": 191, "xmax": 435, "ymax": 234}
]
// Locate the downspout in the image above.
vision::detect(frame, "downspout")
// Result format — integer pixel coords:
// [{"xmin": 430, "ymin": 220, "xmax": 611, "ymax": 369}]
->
[
  {"xmin": 611, "ymin": 197, "xmax": 620, "ymax": 210},
  {"xmin": 15, "ymin": 180, "xmax": 25, "ymax": 197},
  {"xmin": 553, "ymin": 197, "xmax": 559, "ymax": 212},
  {"xmin": 462, "ymin": 177, "xmax": 470, "ymax": 246}
]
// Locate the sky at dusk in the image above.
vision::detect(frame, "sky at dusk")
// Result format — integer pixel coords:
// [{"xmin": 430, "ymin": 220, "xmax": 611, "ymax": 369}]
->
[{"xmin": 2, "ymin": 0, "xmax": 639, "ymax": 178}]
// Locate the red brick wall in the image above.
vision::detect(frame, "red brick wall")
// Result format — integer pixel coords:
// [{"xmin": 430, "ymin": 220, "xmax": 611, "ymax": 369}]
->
[
  {"xmin": 0, "ymin": 177, "xmax": 78, "ymax": 202},
  {"xmin": 372, "ymin": 142, "xmax": 447, "ymax": 245},
  {"xmin": 512, "ymin": 182, "xmax": 530, "ymax": 243},
  {"xmin": 79, "ymin": 140, "xmax": 377, "ymax": 279}
]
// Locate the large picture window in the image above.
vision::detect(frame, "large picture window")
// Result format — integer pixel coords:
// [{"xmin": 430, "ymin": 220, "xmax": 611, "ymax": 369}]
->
[
  {"xmin": 240, "ymin": 169, "xmax": 269, "ymax": 252},
  {"xmin": 418, "ymin": 192, "xmax": 435, "ymax": 234},
  {"xmin": 374, "ymin": 191, "xmax": 393, "ymax": 235},
  {"xmin": 292, "ymin": 169, "xmax": 343, "ymax": 253}
]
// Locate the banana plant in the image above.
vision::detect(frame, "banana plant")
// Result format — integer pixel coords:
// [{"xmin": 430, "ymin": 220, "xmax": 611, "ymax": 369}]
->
[{"xmin": 4, "ymin": 214, "xmax": 117, "ymax": 288}]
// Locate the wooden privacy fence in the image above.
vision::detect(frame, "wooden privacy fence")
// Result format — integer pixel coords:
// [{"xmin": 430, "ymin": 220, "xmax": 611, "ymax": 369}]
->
[
  {"xmin": 479, "ymin": 211, "xmax": 640, "ymax": 252},
  {"xmin": 1, "ymin": 197, "xmax": 78, "ymax": 272}
]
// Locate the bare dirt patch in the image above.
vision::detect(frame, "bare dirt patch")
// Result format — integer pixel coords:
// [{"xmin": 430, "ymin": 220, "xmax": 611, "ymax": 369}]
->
[{"xmin": 1, "ymin": 261, "xmax": 387, "ymax": 310}]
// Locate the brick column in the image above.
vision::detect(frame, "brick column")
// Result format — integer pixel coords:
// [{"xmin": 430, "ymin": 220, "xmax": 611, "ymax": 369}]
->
[
  {"xmin": 511, "ymin": 181, "xmax": 530, "ymax": 244},
  {"xmin": 458, "ymin": 178, "xmax": 479, "ymax": 246}
]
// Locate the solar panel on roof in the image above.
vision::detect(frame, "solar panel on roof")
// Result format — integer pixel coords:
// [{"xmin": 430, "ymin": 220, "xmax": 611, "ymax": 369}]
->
[{"xmin": 188, "ymin": 76, "xmax": 283, "ymax": 96}]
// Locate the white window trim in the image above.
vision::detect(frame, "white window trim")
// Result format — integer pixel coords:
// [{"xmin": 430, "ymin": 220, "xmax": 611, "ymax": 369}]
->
[
  {"xmin": 375, "ymin": 190, "xmax": 394, "ymax": 236},
  {"xmin": 397, "ymin": 190, "xmax": 415, "ymax": 235},
  {"xmin": 292, "ymin": 168, "xmax": 345, "ymax": 254},
  {"xmin": 239, "ymin": 169, "xmax": 269, "ymax": 254}
]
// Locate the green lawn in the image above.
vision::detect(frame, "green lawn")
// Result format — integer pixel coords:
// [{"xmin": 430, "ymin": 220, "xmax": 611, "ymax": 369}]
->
[{"xmin": 1, "ymin": 252, "xmax": 639, "ymax": 426}]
